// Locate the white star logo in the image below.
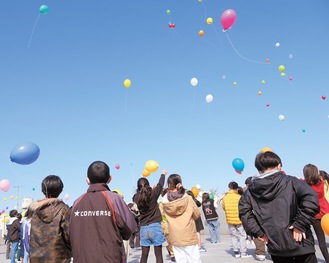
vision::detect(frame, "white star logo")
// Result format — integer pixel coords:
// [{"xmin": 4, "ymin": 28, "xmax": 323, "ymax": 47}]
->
[{"xmin": 74, "ymin": 210, "xmax": 80, "ymax": 216}]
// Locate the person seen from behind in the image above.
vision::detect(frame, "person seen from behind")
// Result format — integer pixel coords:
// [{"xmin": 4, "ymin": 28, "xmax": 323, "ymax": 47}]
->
[
  {"xmin": 9, "ymin": 209, "xmax": 20, "ymax": 263},
  {"xmin": 239, "ymin": 151, "xmax": 320, "ymax": 263}
]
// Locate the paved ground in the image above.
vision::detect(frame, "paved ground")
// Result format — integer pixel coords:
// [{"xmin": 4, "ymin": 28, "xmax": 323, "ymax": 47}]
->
[{"xmin": 0, "ymin": 234, "xmax": 327, "ymax": 263}]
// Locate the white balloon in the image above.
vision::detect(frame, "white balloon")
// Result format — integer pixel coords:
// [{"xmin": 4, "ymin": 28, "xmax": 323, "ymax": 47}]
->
[
  {"xmin": 190, "ymin": 77, "xmax": 198, "ymax": 87},
  {"xmin": 279, "ymin": 114, "xmax": 285, "ymax": 121},
  {"xmin": 206, "ymin": 94, "xmax": 213, "ymax": 103},
  {"xmin": 195, "ymin": 184, "xmax": 201, "ymax": 189},
  {"xmin": 275, "ymin": 42, "xmax": 280, "ymax": 47}
]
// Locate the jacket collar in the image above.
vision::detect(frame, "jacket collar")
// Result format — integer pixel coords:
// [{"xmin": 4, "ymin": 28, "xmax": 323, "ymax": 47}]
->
[{"xmin": 87, "ymin": 183, "xmax": 110, "ymax": 193}]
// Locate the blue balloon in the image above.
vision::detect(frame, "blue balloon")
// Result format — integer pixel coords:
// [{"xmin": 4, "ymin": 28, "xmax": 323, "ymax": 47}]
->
[
  {"xmin": 10, "ymin": 142, "xmax": 40, "ymax": 165},
  {"xmin": 232, "ymin": 158, "xmax": 244, "ymax": 173}
]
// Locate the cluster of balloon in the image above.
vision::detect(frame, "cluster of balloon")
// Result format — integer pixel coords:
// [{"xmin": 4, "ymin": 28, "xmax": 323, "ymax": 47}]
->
[
  {"xmin": 261, "ymin": 147, "xmax": 272, "ymax": 153},
  {"xmin": 278, "ymin": 65, "xmax": 286, "ymax": 77},
  {"xmin": 220, "ymin": 9, "xmax": 236, "ymax": 31},
  {"xmin": 115, "ymin": 164, "xmax": 120, "ymax": 170},
  {"xmin": 10, "ymin": 142, "xmax": 40, "ymax": 165},
  {"xmin": 191, "ymin": 187, "xmax": 199, "ymax": 197},
  {"xmin": 64, "ymin": 194, "xmax": 70, "ymax": 201},
  {"xmin": 142, "ymin": 160, "xmax": 159, "ymax": 177},
  {"xmin": 123, "ymin": 79, "xmax": 131, "ymax": 88},
  {"xmin": 168, "ymin": 23, "xmax": 176, "ymax": 28},
  {"xmin": 0, "ymin": 179, "xmax": 10, "ymax": 192},
  {"xmin": 232, "ymin": 158, "xmax": 244, "ymax": 174},
  {"xmin": 279, "ymin": 114, "xmax": 285, "ymax": 121},
  {"xmin": 321, "ymin": 213, "xmax": 329, "ymax": 236},
  {"xmin": 206, "ymin": 94, "xmax": 213, "ymax": 104}
]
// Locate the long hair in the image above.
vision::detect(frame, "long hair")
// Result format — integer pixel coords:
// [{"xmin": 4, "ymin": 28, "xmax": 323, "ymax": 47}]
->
[
  {"xmin": 167, "ymin": 174, "xmax": 185, "ymax": 195},
  {"xmin": 135, "ymin": 177, "xmax": 152, "ymax": 209},
  {"xmin": 320, "ymin": 170, "xmax": 329, "ymax": 185},
  {"xmin": 303, "ymin": 164, "xmax": 320, "ymax": 186}
]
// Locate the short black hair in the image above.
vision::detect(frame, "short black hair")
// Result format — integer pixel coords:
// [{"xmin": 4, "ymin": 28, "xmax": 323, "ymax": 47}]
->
[
  {"xmin": 87, "ymin": 161, "xmax": 110, "ymax": 184},
  {"xmin": 9, "ymin": 209, "xmax": 18, "ymax": 217},
  {"xmin": 42, "ymin": 175, "xmax": 64, "ymax": 198},
  {"xmin": 254, "ymin": 151, "xmax": 282, "ymax": 173},
  {"xmin": 244, "ymin": 176, "xmax": 252, "ymax": 186},
  {"xmin": 228, "ymin": 181, "xmax": 239, "ymax": 190}
]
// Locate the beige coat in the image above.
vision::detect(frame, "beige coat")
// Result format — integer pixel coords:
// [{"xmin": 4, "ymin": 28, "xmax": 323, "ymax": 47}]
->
[{"xmin": 162, "ymin": 193, "xmax": 200, "ymax": 246}]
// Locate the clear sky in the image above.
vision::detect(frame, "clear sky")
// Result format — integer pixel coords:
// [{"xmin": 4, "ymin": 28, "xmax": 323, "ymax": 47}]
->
[{"xmin": 0, "ymin": 0, "xmax": 329, "ymax": 210}]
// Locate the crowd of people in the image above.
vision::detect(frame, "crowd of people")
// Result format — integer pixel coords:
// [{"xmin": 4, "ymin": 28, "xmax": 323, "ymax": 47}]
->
[{"xmin": 3, "ymin": 152, "xmax": 329, "ymax": 263}]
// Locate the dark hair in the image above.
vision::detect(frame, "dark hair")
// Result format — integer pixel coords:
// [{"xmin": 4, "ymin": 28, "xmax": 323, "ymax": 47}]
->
[
  {"xmin": 42, "ymin": 175, "xmax": 64, "ymax": 198},
  {"xmin": 9, "ymin": 209, "xmax": 18, "ymax": 217},
  {"xmin": 24, "ymin": 208, "xmax": 33, "ymax": 219},
  {"xmin": 202, "ymin": 192, "xmax": 210, "ymax": 204},
  {"xmin": 127, "ymin": 203, "xmax": 134, "ymax": 209},
  {"xmin": 320, "ymin": 170, "xmax": 329, "ymax": 185},
  {"xmin": 186, "ymin": 190, "xmax": 197, "ymax": 201},
  {"xmin": 228, "ymin": 181, "xmax": 239, "ymax": 190},
  {"xmin": 87, "ymin": 161, "xmax": 110, "ymax": 184},
  {"xmin": 135, "ymin": 177, "xmax": 152, "ymax": 209},
  {"xmin": 167, "ymin": 174, "xmax": 185, "ymax": 195},
  {"xmin": 245, "ymin": 176, "xmax": 252, "ymax": 186},
  {"xmin": 303, "ymin": 164, "xmax": 320, "ymax": 186},
  {"xmin": 17, "ymin": 213, "xmax": 22, "ymax": 220},
  {"xmin": 237, "ymin": 187, "xmax": 244, "ymax": 195},
  {"xmin": 254, "ymin": 151, "xmax": 282, "ymax": 172}
]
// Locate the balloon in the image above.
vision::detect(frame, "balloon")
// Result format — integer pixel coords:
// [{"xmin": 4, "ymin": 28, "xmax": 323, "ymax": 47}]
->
[
  {"xmin": 16, "ymin": 196, "xmax": 18, "ymax": 200},
  {"xmin": 124, "ymin": 79, "xmax": 131, "ymax": 88},
  {"xmin": 64, "ymin": 194, "xmax": 70, "ymax": 201},
  {"xmin": 39, "ymin": 5, "xmax": 49, "ymax": 14},
  {"xmin": 289, "ymin": 54, "xmax": 293, "ymax": 59},
  {"xmin": 166, "ymin": 10, "xmax": 170, "ymax": 15},
  {"xmin": 232, "ymin": 158, "xmax": 244, "ymax": 173},
  {"xmin": 10, "ymin": 196, "xmax": 14, "ymax": 200},
  {"xmin": 275, "ymin": 42, "xmax": 280, "ymax": 47},
  {"xmin": 145, "ymin": 160, "xmax": 159, "ymax": 173},
  {"xmin": 220, "ymin": 9, "xmax": 236, "ymax": 31},
  {"xmin": 289, "ymin": 76, "xmax": 293, "ymax": 81},
  {"xmin": 258, "ymin": 91, "xmax": 262, "ymax": 95},
  {"xmin": 0, "ymin": 179, "xmax": 10, "ymax": 192},
  {"xmin": 198, "ymin": 30, "xmax": 204, "ymax": 37},
  {"xmin": 115, "ymin": 164, "xmax": 120, "ymax": 170},
  {"xmin": 168, "ymin": 23, "xmax": 176, "ymax": 28},
  {"xmin": 206, "ymin": 94, "xmax": 213, "ymax": 104},
  {"xmin": 191, "ymin": 187, "xmax": 199, "ymax": 197},
  {"xmin": 266, "ymin": 104, "xmax": 270, "ymax": 107},
  {"xmin": 322, "ymin": 96, "xmax": 326, "ymax": 100},
  {"xmin": 190, "ymin": 77, "xmax": 198, "ymax": 87},
  {"xmin": 233, "ymin": 81, "xmax": 237, "ymax": 86},
  {"xmin": 321, "ymin": 213, "xmax": 329, "ymax": 236},
  {"xmin": 206, "ymin": 17, "xmax": 213, "ymax": 25},
  {"xmin": 302, "ymin": 129, "xmax": 306, "ymax": 133},
  {"xmin": 278, "ymin": 65, "xmax": 285, "ymax": 73},
  {"xmin": 265, "ymin": 58, "xmax": 270, "ymax": 63},
  {"xmin": 209, "ymin": 193, "xmax": 215, "ymax": 200},
  {"xmin": 261, "ymin": 80, "xmax": 265, "ymax": 84},
  {"xmin": 281, "ymin": 73, "xmax": 286, "ymax": 77},
  {"xmin": 279, "ymin": 114, "xmax": 285, "ymax": 121},
  {"xmin": 195, "ymin": 184, "xmax": 201, "ymax": 189},
  {"xmin": 3, "ymin": 198, "xmax": 7, "ymax": 201},
  {"xmin": 261, "ymin": 147, "xmax": 272, "ymax": 153},
  {"xmin": 112, "ymin": 189, "xmax": 123, "ymax": 197},
  {"xmin": 142, "ymin": 169, "xmax": 151, "ymax": 177},
  {"xmin": 10, "ymin": 142, "xmax": 40, "ymax": 165}
]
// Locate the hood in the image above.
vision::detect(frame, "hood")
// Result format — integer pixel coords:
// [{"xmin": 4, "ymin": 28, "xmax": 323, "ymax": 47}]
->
[
  {"xmin": 249, "ymin": 171, "xmax": 287, "ymax": 201},
  {"xmin": 311, "ymin": 180, "xmax": 325, "ymax": 199},
  {"xmin": 29, "ymin": 198, "xmax": 66, "ymax": 223},
  {"xmin": 162, "ymin": 194, "xmax": 189, "ymax": 217}
]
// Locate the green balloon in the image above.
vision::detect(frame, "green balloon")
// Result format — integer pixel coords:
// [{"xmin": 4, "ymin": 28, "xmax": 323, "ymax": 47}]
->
[
  {"xmin": 209, "ymin": 193, "xmax": 215, "ymax": 200},
  {"xmin": 39, "ymin": 5, "xmax": 49, "ymax": 14},
  {"xmin": 166, "ymin": 10, "xmax": 170, "ymax": 15}
]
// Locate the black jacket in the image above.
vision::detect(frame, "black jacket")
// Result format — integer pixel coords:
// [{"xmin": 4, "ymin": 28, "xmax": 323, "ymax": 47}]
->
[
  {"xmin": 9, "ymin": 218, "xmax": 20, "ymax": 242},
  {"xmin": 239, "ymin": 171, "xmax": 319, "ymax": 257}
]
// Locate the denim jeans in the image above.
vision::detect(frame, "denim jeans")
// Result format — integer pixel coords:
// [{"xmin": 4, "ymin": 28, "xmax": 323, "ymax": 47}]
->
[
  {"xmin": 206, "ymin": 219, "xmax": 220, "ymax": 243},
  {"xmin": 11, "ymin": 241, "xmax": 18, "ymax": 263}
]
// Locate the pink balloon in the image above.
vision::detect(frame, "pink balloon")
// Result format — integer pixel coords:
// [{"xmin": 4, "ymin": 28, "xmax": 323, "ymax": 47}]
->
[
  {"xmin": 115, "ymin": 164, "xmax": 120, "ymax": 169},
  {"xmin": 64, "ymin": 194, "xmax": 70, "ymax": 201},
  {"xmin": 0, "ymin": 179, "xmax": 10, "ymax": 192},
  {"xmin": 220, "ymin": 9, "xmax": 236, "ymax": 31}
]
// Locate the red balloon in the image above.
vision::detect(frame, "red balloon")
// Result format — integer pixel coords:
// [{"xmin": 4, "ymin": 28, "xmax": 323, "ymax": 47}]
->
[
  {"xmin": 322, "ymin": 95, "xmax": 326, "ymax": 100},
  {"xmin": 220, "ymin": 9, "xmax": 236, "ymax": 31}
]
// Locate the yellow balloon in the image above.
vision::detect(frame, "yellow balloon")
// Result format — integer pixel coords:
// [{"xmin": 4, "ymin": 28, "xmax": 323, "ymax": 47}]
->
[
  {"xmin": 206, "ymin": 17, "xmax": 213, "ymax": 24},
  {"xmin": 3, "ymin": 198, "xmax": 7, "ymax": 201},
  {"xmin": 10, "ymin": 195, "xmax": 14, "ymax": 200},
  {"xmin": 281, "ymin": 72, "xmax": 286, "ymax": 77},
  {"xmin": 278, "ymin": 65, "xmax": 285, "ymax": 73},
  {"xmin": 258, "ymin": 91, "xmax": 262, "ymax": 95},
  {"xmin": 142, "ymin": 169, "xmax": 151, "ymax": 177},
  {"xmin": 145, "ymin": 160, "xmax": 159, "ymax": 173},
  {"xmin": 191, "ymin": 187, "xmax": 199, "ymax": 197},
  {"xmin": 261, "ymin": 147, "xmax": 272, "ymax": 153},
  {"xmin": 112, "ymin": 189, "xmax": 123, "ymax": 197},
  {"xmin": 124, "ymin": 79, "xmax": 131, "ymax": 88},
  {"xmin": 233, "ymin": 81, "xmax": 237, "ymax": 86}
]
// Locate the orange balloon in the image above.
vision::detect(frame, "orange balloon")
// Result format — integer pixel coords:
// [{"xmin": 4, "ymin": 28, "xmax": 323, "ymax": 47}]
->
[
  {"xmin": 321, "ymin": 213, "xmax": 329, "ymax": 235},
  {"xmin": 261, "ymin": 147, "xmax": 272, "ymax": 153},
  {"xmin": 258, "ymin": 91, "xmax": 262, "ymax": 95},
  {"xmin": 142, "ymin": 169, "xmax": 151, "ymax": 177},
  {"xmin": 191, "ymin": 187, "xmax": 199, "ymax": 197},
  {"xmin": 198, "ymin": 30, "xmax": 204, "ymax": 37},
  {"xmin": 265, "ymin": 58, "xmax": 270, "ymax": 63}
]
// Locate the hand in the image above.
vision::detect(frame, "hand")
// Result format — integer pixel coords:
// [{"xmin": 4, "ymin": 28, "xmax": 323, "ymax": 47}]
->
[
  {"xmin": 289, "ymin": 226, "xmax": 306, "ymax": 242},
  {"xmin": 258, "ymin": 234, "xmax": 269, "ymax": 244},
  {"xmin": 162, "ymin": 169, "xmax": 167, "ymax": 175}
]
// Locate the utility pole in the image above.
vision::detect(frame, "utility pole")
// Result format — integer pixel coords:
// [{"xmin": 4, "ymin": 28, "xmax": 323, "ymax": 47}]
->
[{"xmin": 13, "ymin": 185, "xmax": 24, "ymax": 209}]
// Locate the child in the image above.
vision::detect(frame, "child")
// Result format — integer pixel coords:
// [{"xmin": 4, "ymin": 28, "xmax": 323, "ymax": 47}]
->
[
  {"xmin": 22, "ymin": 208, "xmax": 32, "ymax": 263},
  {"xmin": 29, "ymin": 175, "xmax": 71, "ymax": 263},
  {"xmin": 70, "ymin": 161, "xmax": 136, "ymax": 263},
  {"xmin": 8, "ymin": 209, "xmax": 20, "ymax": 263},
  {"xmin": 162, "ymin": 174, "xmax": 202, "ymax": 263},
  {"xmin": 133, "ymin": 169, "xmax": 167, "ymax": 263},
  {"xmin": 320, "ymin": 170, "xmax": 329, "ymax": 202},
  {"xmin": 186, "ymin": 190, "xmax": 206, "ymax": 253},
  {"xmin": 303, "ymin": 164, "xmax": 329, "ymax": 262},
  {"xmin": 239, "ymin": 151, "xmax": 319, "ymax": 263},
  {"xmin": 128, "ymin": 203, "xmax": 141, "ymax": 250},
  {"xmin": 222, "ymin": 181, "xmax": 251, "ymax": 259},
  {"xmin": 201, "ymin": 193, "xmax": 221, "ymax": 244}
]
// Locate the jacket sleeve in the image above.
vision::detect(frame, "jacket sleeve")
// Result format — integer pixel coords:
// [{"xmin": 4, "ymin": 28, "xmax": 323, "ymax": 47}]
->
[
  {"xmin": 238, "ymin": 190, "xmax": 265, "ymax": 238},
  {"xmin": 153, "ymin": 174, "xmax": 165, "ymax": 198},
  {"xmin": 190, "ymin": 197, "xmax": 201, "ymax": 220},
  {"xmin": 61, "ymin": 205, "xmax": 72, "ymax": 252},
  {"xmin": 291, "ymin": 178, "xmax": 319, "ymax": 232},
  {"xmin": 115, "ymin": 212, "xmax": 132, "ymax": 240}
]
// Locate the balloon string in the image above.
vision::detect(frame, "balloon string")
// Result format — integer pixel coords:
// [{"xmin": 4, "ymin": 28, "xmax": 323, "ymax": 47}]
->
[
  {"xmin": 201, "ymin": 2, "xmax": 207, "ymax": 21},
  {"xmin": 125, "ymin": 88, "xmax": 128, "ymax": 113},
  {"xmin": 201, "ymin": 37, "xmax": 216, "ymax": 48},
  {"xmin": 28, "ymin": 13, "xmax": 41, "ymax": 48},
  {"xmin": 191, "ymin": 87, "xmax": 196, "ymax": 114},
  {"xmin": 225, "ymin": 32, "xmax": 267, "ymax": 65},
  {"xmin": 211, "ymin": 24, "xmax": 223, "ymax": 47},
  {"xmin": 9, "ymin": 161, "xmax": 41, "ymax": 185}
]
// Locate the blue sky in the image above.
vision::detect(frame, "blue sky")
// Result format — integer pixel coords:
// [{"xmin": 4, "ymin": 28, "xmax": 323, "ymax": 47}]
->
[{"xmin": 0, "ymin": 0, "xmax": 329, "ymax": 210}]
